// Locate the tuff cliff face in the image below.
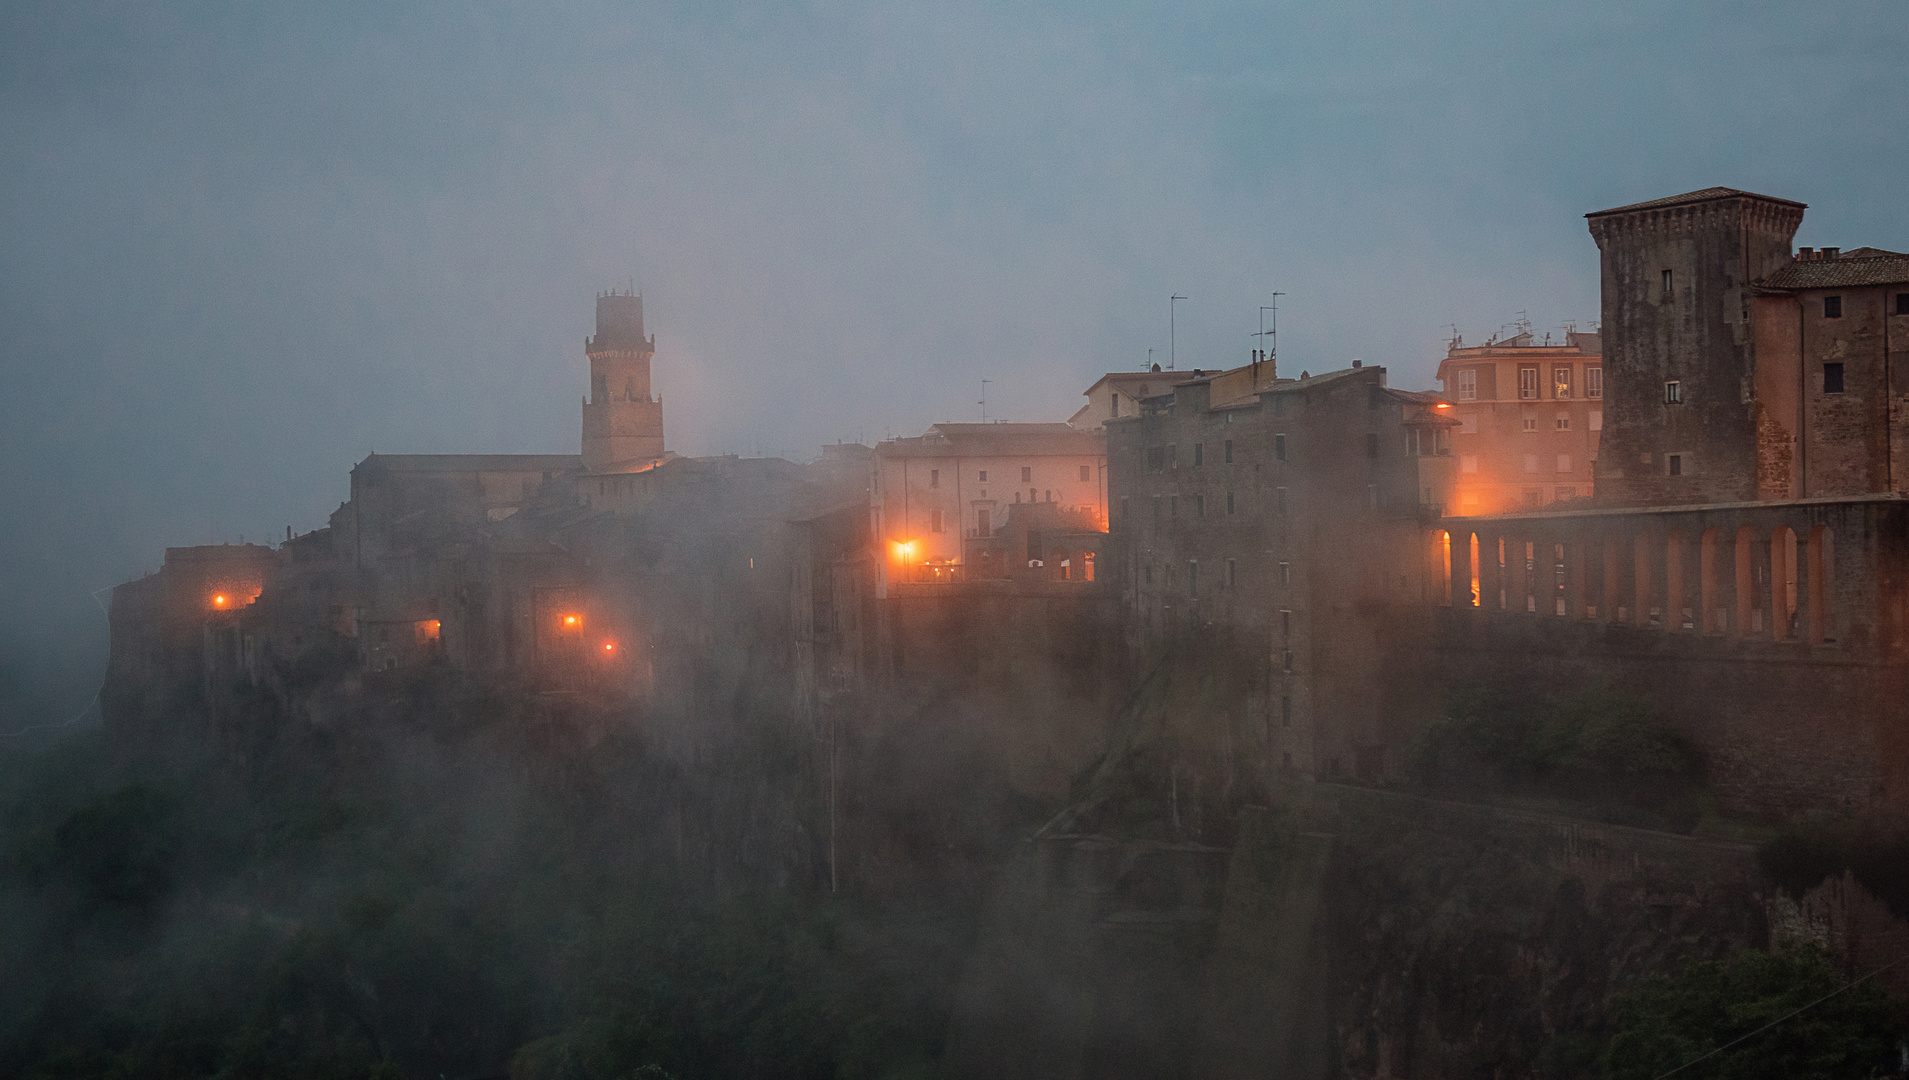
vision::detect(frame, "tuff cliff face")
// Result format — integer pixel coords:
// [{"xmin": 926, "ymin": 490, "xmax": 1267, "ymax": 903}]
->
[{"xmin": 945, "ymin": 781, "xmax": 1909, "ymax": 1080}]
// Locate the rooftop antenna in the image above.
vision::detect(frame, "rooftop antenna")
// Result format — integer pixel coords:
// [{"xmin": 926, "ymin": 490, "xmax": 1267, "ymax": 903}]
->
[
  {"xmin": 1515, "ymin": 310, "xmax": 1531, "ymax": 335},
  {"xmin": 1440, "ymin": 323, "xmax": 1460, "ymax": 350},
  {"xmin": 979, "ymin": 378, "xmax": 992, "ymax": 423},
  {"xmin": 1147, "ymin": 348, "xmax": 1155, "ymax": 370},
  {"xmin": 1253, "ymin": 293, "xmax": 1285, "ymax": 375},
  {"xmin": 1169, "ymin": 294, "xmax": 1187, "ymax": 370}
]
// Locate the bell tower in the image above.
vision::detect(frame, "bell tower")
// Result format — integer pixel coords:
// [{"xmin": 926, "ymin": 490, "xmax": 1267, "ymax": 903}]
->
[{"xmin": 581, "ymin": 291, "xmax": 666, "ymax": 472}]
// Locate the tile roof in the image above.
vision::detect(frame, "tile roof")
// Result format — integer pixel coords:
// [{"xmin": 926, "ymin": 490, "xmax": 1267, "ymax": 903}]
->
[
  {"xmin": 1586, "ymin": 187, "xmax": 1807, "ymax": 218},
  {"xmin": 356, "ymin": 453, "xmax": 583, "ymax": 473},
  {"xmin": 1758, "ymin": 252, "xmax": 1909, "ymax": 290}
]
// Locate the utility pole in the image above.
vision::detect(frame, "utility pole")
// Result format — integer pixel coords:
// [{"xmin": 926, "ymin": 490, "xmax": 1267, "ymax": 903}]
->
[{"xmin": 1170, "ymin": 295, "xmax": 1187, "ymax": 370}]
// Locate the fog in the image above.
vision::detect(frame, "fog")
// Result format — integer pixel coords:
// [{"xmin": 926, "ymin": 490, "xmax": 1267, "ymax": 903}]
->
[
  {"xmin": 2, "ymin": 0, "xmax": 1905, "ymax": 723},
  {"xmin": 4, "ymin": 5, "xmax": 1909, "ymax": 1076}
]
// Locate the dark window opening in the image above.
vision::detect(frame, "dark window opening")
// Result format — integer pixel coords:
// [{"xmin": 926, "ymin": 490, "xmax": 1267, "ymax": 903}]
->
[
  {"xmin": 1662, "ymin": 269, "xmax": 1673, "ymax": 297},
  {"xmin": 1824, "ymin": 362, "xmax": 1845, "ymax": 394},
  {"xmin": 1668, "ymin": 454, "xmax": 1683, "ymax": 477},
  {"xmin": 1281, "ymin": 697, "xmax": 1291, "ymax": 728},
  {"xmin": 1897, "ymin": 293, "xmax": 1909, "ymax": 316},
  {"xmin": 1021, "ymin": 466, "xmax": 1032, "ymax": 482},
  {"xmin": 1226, "ymin": 491, "xmax": 1236, "ymax": 515},
  {"xmin": 1824, "ymin": 295, "xmax": 1843, "ymax": 319},
  {"xmin": 930, "ymin": 469, "xmax": 939, "ymax": 488},
  {"xmin": 1665, "ymin": 380, "xmax": 1682, "ymax": 405},
  {"xmin": 1224, "ymin": 439, "xmax": 1234, "ymax": 463},
  {"xmin": 1195, "ymin": 494, "xmax": 1205, "ymax": 518},
  {"xmin": 1193, "ymin": 443, "xmax": 1204, "ymax": 467},
  {"xmin": 1146, "ymin": 447, "xmax": 1164, "ymax": 472},
  {"xmin": 1275, "ymin": 433, "xmax": 1287, "ymax": 461}
]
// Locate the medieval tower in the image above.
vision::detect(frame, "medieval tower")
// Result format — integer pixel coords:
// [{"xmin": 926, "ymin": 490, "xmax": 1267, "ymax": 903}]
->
[
  {"xmin": 1586, "ymin": 187, "xmax": 1805, "ymax": 506},
  {"xmin": 582, "ymin": 291, "xmax": 666, "ymax": 472}
]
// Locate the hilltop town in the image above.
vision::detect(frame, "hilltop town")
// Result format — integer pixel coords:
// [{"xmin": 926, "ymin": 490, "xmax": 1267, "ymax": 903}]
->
[{"xmin": 99, "ymin": 186, "xmax": 1909, "ymax": 1075}]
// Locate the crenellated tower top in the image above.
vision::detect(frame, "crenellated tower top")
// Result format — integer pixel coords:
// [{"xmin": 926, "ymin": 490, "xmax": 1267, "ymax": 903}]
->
[{"xmin": 582, "ymin": 291, "xmax": 667, "ymax": 473}]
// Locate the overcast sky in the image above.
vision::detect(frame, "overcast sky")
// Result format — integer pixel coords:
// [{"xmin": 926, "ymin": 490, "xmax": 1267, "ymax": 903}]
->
[{"xmin": 3, "ymin": 0, "xmax": 1905, "ymax": 723}]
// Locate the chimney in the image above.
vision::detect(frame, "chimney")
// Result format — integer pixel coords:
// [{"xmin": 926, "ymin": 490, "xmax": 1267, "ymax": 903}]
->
[
  {"xmin": 1823, "ymin": 247, "xmax": 1840, "ymax": 260},
  {"xmin": 1797, "ymin": 247, "xmax": 1813, "ymax": 260},
  {"xmin": 1352, "ymin": 359, "xmax": 1362, "ymax": 368}
]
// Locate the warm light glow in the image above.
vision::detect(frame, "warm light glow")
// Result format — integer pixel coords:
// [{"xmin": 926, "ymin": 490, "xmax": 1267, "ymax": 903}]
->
[
  {"xmin": 1434, "ymin": 402, "xmax": 1451, "ymax": 409},
  {"xmin": 561, "ymin": 613, "xmax": 581, "ymax": 628},
  {"xmin": 211, "ymin": 594, "xmax": 228, "ymax": 608},
  {"xmin": 893, "ymin": 540, "xmax": 916, "ymax": 558},
  {"xmin": 602, "ymin": 641, "xmax": 616, "ymax": 653}
]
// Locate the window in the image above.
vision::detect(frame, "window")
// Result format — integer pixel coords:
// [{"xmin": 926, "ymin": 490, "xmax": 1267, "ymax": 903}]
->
[
  {"xmin": 1275, "ymin": 487, "xmax": 1288, "ymax": 513},
  {"xmin": 1518, "ymin": 366, "xmax": 1539, "ymax": 400},
  {"xmin": 1195, "ymin": 494, "xmax": 1205, "ymax": 518},
  {"xmin": 1283, "ymin": 649, "xmax": 1294, "ymax": 673},
  {"xmin": 1824, "ymin": 362, "xmax": 1845, "ymax": 394},
  {"xmin": 1665, "ymin": 380, "xmax": 1682, "ymax": 404},
  {"xmin": 1898, "ymin": 293, "xmax": 1909, "ymax": 316},
  {"xmin": 1032, "ymin": 488, "xmax": 1040, "ymax": 502},
  {"xmin": 1586, "ymin": 367, "xmax": 1603, "ymax": 399},
  {"xmin": 1590, "ymin": 410, "xmax": 1602, "ymax": 432},
  {"xmin": 1275, "ymin": 433, "xmax": 1287, "ymax": 460},
  {"xmin": 1435, "ymin": 428, "xmax": 1449, "ymax": 455},
  {"xmin": 930, "ymin": 469, "xmax": 939, "ymax": 489},
  {"xmin": 1278, "ymin": 561, "xmax": 1290, "ymax": 586},
  {"xmin": 1225, "ymin": 559, "xmax": 1237, "ymax": 587},
  {"xmin": 1824, "ymin": 295, "xmax": 1843, "ymax": 319},
  {"xmin": 1224, "ymin": 440, "xmax": 1234, "ymax": 464},
  {"xmin": 978, "ymin": 470, "xmax": 988, "ymax": 482},
  {"xmin": 1279, "ymin": 609, "xmax": 1292, "ymax": 637},
  {"xmin": 1556, "ymin": 454, "xmax": 1571, "ymax": 473},
  {"xmin": 930, "ymin": 509, "xmax": 943, "ymax": 533},
  {"xmin": 1111, "ymin": 393, "xmax": 1119, "ymax": 417},
  {"xmin": 1662, "ymin": 268, "xmax": 1674, "ymax": 297},
  {"xmin": 1079, "ymin": 465, "xmax": 1091, "ymax": 482},
  {"xmin": 1455, "ymin": 368, "xmax": 1477, "ymax": 401},
  {"xmin": 1021, "ymin": 466, "xmax": 1032, "ymax": 482},
  {"xmin": 1667, "ymin": 454, "xmax": 1683, "ymax": 476},
  {"xmin": 1460, "ymin": 453, "xmax": 1479, "ymax": 474},
  {"xmin": 1194, "ymin": 443, "xmax": 1204, "ymax": 467},
  {"xmin": 1556, "ymin": 487, "xmax": 1576, "ymax": 500},
  {"xmin": 1145, "ymin": 448, "xmax": 1163, "ymax": 472},
  {"xmin": 1523, "ymin": 418, "xmax": 1538, "ymax": 432},
  {"xmin": 1523, "ymin": 453, "xmax": 1540, "ymax": 473},
  {"xmin": 1524, "ymin": 489, "xmax": 1544, "ymax": 506},
  {"xmin": 1556, "ymin": 413, "xmax": 1571, "ymax": 431},
  {"xmin": 1281, "ymin": 697, "xmax": 1291, "ymax": 728},
  {"xmin": 977, "ymin": 508, "xmax": 991, "ymax": 537},
  {"xmin": 1459, "ymin": 412, "xmax": 1478, "ymax": 434},
  {"xmin": 1188, "ymin": 561, "xmax": 1198, "ymax": 597},
  {"xmin": 1554, "ymin": 366, "xmax": 1573, "ymax": 399}
]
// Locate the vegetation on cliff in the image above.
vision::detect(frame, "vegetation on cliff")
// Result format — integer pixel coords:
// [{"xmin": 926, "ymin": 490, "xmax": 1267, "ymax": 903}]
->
[{"xmin": 0, "ymin": 681, "xmax": 1017, "ymax": 1080}]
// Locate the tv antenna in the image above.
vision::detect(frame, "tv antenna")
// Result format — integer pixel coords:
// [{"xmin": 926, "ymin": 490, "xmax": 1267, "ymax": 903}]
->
[
  {"xmin": 979, "ymin": 378, "xmax": 992, "ymax": 423},
  {"xmin": 1253, "ymin": 293, "xmax": 1285, "ymax": 373},
  {"xmin": 1169, "ymin": 294, "xmax": 1187, "ymax": 370}
]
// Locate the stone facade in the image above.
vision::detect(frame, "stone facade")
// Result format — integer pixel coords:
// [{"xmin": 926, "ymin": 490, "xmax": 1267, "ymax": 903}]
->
[{"xmin": 581, "ymin": 291, "xmax": 668, "ymax": 472}]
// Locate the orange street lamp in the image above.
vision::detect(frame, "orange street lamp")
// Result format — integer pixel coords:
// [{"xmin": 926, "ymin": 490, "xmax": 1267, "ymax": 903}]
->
[{"xmin": 211, "ymin": 593, "xmax": 228, "ymax": 609}]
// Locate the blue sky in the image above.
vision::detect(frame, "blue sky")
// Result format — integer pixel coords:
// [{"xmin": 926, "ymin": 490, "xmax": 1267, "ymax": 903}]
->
[{"xmin": 3, "ymin": 0, "xmax": 1905, "ymax": 721}]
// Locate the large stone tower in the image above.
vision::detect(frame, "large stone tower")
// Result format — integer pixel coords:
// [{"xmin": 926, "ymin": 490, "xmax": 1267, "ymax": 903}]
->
[
  {"xmin": 1586, "ymin": 187, "xmax": 1805, "ymax": 506},
  {"xmin": 581, "ymin": 291, "xmax": 665, "ymax": 472}
]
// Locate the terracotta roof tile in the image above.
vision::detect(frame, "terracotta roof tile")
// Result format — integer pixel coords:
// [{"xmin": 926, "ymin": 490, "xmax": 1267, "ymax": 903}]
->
[
  {"xmin": 1758, "ymin": 253, "xmax": 1909, "ymax": 290},
  {"xmin": 1586, "ymin": 187, "xmax": 1807, "ymax": 217}
]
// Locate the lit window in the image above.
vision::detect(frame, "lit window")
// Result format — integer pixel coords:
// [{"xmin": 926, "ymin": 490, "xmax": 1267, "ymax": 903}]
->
[
  {"xmin": 1586, "ymin": 367, "xmax": 1603, "ymax": 399},
  {"xmin": 1460, "ymin": 454, "xmax": 1479, "ymax": 474},
  {"xmin": 1665, "ymin": 380, "xmax": 1682, "ymax": 404},
  {"xmin": 1455, "ymin": 369, "xmax": 1477, "ymax": 401},
  {"xmin": 1554, "ymin": 366, "xmax": 1572, "ymax": 399}
]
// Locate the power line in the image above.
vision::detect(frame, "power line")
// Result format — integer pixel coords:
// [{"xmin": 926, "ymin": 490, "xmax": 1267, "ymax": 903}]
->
[{"xmin": 1650, "ymin": 951, "xmax": 1909, "ymax": 1080}]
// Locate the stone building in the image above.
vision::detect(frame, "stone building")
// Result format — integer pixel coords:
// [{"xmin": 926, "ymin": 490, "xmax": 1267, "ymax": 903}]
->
[
  {"xmin": 1434, "ymin": 330, "xmax": 1603, "ymax": 514},
  {"xmin": 581, "ymin": 290, "xmax": 670, "ymax": 473},
  {"xmin": 1105, "ymin": 361, "xmax": 1458, "ymax": 780},
  {"xmin": 870, "ymin": 423, "xmax": 1107, "ymax": 594}
]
